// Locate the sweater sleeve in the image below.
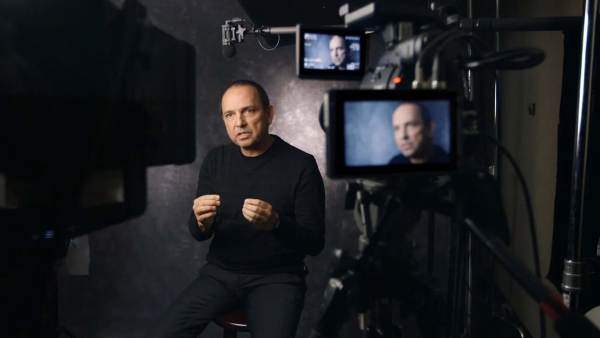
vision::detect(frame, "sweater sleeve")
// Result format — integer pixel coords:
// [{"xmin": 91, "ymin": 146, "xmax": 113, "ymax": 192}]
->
[
  {"xmin": 188, "ymin": 150, "xmax": 217, "ymax": 241},
  {"xmin": 275, "ymin": 157, "xmax": 325, "ymax": 256}
]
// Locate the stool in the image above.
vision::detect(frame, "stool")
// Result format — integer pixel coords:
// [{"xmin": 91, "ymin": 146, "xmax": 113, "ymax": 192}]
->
[{"xmin": 214, "ymin": 308, "xmax": 249, "ymax": 338}]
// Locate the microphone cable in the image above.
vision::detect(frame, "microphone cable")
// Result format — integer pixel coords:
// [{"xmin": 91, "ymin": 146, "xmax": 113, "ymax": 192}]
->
[{"xmin": 256, "ymin": 33, "xmax": 281, "ymax": 51}]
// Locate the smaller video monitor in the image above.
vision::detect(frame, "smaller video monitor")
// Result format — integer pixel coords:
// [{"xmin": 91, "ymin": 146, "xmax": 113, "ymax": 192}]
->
[
  {"xmin": 324, "ymin": 90, "xmax": 458, "ymax": 178},
  {"xmin": 296, "ymin": 25, "xmax": 366, "ymax": 80}
]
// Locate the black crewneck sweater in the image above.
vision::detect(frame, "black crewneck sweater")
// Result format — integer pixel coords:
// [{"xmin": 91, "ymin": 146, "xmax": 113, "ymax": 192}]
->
[{"xmin": 188, "ymin": 135, "xmax": 325, "ymax": 273}]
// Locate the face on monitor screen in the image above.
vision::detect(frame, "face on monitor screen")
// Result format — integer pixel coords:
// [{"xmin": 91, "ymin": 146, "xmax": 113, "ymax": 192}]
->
[
  {"xmin": 326, "ymin": 90, "xmax": 457, "ymax": 178},
  {"xmin": 297, "ymin": 27, "xmax": 365, "ymax": 79}
]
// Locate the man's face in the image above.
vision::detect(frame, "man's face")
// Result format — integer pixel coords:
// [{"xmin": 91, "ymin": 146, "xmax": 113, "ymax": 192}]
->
[
  {"xmin": 221, "ymin": 85, "xmax": 273, "ymax": 152},
  {"xmin": 329, "ymin": 36, "xmax": 346, "ymax": 66},
  {"xmin": 392, "ymin": 103, "xmax": 431, "ymax": 159}
]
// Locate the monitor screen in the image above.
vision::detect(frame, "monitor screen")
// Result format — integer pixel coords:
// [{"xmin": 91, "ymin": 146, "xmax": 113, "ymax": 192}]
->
[
  {"xmin": 296, "ymin": 26, "xmax": 366, "ymax": 79},
  {"xmin": 325, "ymin": 90, "xmax": 457, "ymax": 178}
]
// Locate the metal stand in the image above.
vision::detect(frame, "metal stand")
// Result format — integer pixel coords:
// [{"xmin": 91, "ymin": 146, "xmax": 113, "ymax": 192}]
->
[
  {"xmin": 464, "ymin": 218, "xmax": 600, "ymax": 338},
  {"xmin": 561, "ymin": 0, "xmax": 599, "ymax": 310}
]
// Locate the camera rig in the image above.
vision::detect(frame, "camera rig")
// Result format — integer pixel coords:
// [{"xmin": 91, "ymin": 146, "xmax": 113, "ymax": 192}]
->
[{"xmin": 220, "ymin": 0, "xmax": 600, "ymax": 336}]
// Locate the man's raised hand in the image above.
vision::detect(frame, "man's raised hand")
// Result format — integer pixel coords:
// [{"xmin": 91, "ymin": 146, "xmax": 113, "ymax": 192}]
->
[
  {"xmin": 242, "ymin": 198, "xmax": 279, "ymax": 231},
  {"xmin": 193, "ymin": 194, "xmax": 220, "ymax": 232}
]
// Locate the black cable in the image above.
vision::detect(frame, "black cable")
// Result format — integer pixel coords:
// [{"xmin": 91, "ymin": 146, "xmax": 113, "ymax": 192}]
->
[
  {"xmin": 418, "ymin": 30, "xmax": 464, "ymax": 64},
  {"xmin": 465, "ymin": 48, "xmax": 546, "ymax": 70},
  {"xmin": 414, "ymin": 30, "xmax": 489, "ymax": 83},
  {"xmin": 419, "ymin": 31, "xmax": 490, "ymax": 65},
  {"xmin": 480, "ymin": 133, "xmax": 546, "ymax": 338}
]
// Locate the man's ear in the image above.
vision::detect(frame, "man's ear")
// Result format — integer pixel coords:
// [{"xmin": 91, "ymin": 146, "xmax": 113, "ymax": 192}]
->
[{"xmin": 267, "ymin": 105, "xmax": 275, "ymax": 125}]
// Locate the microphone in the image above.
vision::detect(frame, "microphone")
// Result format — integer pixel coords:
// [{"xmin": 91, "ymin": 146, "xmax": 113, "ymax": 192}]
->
[
  {"xmin": 221, "ymin": 18, "xmax": 246, "ymax": 58},
  {"xmin": 220, "ymin": 18, "xmax": 294, "ymax": 58}
]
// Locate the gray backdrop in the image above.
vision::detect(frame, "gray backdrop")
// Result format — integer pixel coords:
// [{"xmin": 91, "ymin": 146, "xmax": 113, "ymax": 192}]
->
[{"xmin": 57, "ymin": 0, "xmax": 365, "ymax": 337}]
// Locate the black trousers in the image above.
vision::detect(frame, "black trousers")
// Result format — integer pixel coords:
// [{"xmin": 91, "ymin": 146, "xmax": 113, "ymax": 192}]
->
[{"xmin": 148, "ymin": 263, "xmax": 306, "ymax": 338}]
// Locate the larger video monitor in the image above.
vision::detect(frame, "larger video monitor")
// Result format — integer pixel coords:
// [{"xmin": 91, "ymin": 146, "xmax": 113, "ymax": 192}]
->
[{"xmin": 324, "ymin": 89, "xmax": 458, "ymax": 178}]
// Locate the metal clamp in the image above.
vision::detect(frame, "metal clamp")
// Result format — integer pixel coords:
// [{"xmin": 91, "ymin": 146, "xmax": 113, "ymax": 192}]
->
[{"xmin": 561, "ymin": 259, "xmax": 585, "ymax": 291}]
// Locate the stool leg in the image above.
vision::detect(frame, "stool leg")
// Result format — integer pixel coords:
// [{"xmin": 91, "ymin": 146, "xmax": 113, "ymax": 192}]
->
[{"xmin": 223, "ymin": 328, "xmax": 237, "ymax": 338}]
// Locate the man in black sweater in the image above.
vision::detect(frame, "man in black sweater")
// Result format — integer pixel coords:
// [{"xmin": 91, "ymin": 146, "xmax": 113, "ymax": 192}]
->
[{"xmin": 150, "ymin": 80, "xmax": 325, "ymax": 338}]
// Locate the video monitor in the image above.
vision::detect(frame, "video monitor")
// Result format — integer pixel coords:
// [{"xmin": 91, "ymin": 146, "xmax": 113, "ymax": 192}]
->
[
  {"xmin": 296, "ymin": 26, "xmax": 366, "ymax": 79},
  {"xmin": 324, "ymin": 90, "xmax": 457, "ymax": 178}
]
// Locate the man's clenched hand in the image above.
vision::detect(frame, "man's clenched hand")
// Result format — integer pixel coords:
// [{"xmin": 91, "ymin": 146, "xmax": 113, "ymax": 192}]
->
[
  {"xmin": 193, "ymin": 194, "xmax": 220, "ymax": 232},
  {"xmin": 242, "ymin": 198, "xmax": 279, "ymax": 231}
]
